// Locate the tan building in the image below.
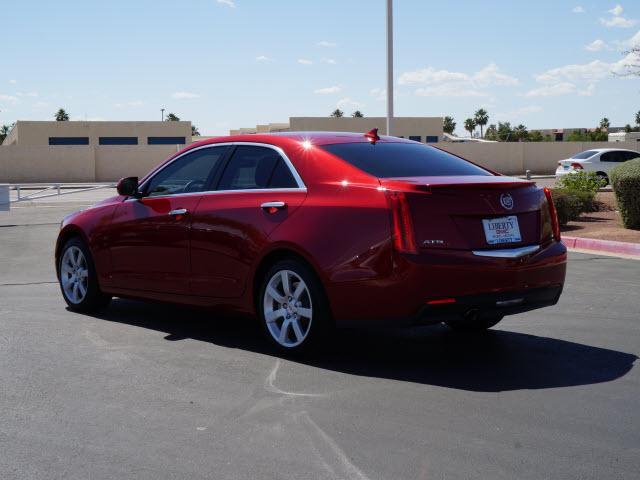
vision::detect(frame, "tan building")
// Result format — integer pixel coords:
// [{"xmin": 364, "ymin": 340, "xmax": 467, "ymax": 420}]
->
[
  {"xmin": 231, "ymin": 116, "xmax": 443, "ymax": 143},
  {"xmin": 3, "ymin": 120, "xmax": 191, "ymax": 146}
]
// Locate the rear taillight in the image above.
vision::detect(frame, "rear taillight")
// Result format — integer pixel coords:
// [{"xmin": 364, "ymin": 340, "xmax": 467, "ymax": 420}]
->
[
  {"xmin": 543, "ymin": 187, "xmax": 561, "ymax": 241},
  {"xmin": 386, "ymin": 191, "xmax": 418, "ymax": 254},
  {"xmin": 570, "ymin": 162, "xmax": 584, "ymax": 170},
  {"xmin": 557, "ymin": 161, "xmax": 562, "ymax": 167}
]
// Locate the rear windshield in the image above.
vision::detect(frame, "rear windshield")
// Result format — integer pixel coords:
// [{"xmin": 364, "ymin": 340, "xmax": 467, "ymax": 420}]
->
[
  {"xmin": 320, "ymin": 142, "xmax": 492, "ymax": 178},
  {"xmin": 571, "ymin": 150, "xmax": 598, "ymax": 159}
]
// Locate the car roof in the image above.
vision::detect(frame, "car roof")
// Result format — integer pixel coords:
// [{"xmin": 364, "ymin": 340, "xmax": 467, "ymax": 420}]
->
[
  {"xmin": 579, "ymin": 148, "xmax": 640, "ymax": 153},
  {"xmin": 188, "ymin": 131, "xmax": 416, "ymax": 149}
]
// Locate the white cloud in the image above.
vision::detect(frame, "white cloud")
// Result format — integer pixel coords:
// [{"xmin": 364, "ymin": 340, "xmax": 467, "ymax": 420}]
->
[
  {"xmin": 572, "ymin": 6, "xmax": 585, "ymax": 13},
  {"xmin": 609, "ymin": 4, "xmax": 623, "ymax": 16},
  {"xmin": 535, "ymin": 60, "xmax": 612, "ymax": 83},
  {"xmin": 399, "ymin": 63, "xmax": 517, "ymax": 97},
  {"xmin": 0, "ymin": 94, "xmax": 19, "ymax": 104},
  {"xmin": 524, "ymin": 82, "xmax": 577, "ymax": 97},
  {"xmin": 600, "ymin": 6, "xmax": 636, "ymax": 28},
  {"xmin": 623, "ymin": 30, "xmax": 640, "ymax": 48},
  {"xmin": 216, "ymin": 0, "xmax": 235, "ymax": 7},
  {"xmin": 16, "ymin": 91, "xmax": 38, "ymax": 97},
  {"xmin": 579, "ymin": 83, "xmax": 596, "ymax": 96},
  {"xmin": 8, "ymin": 79, "xmax": 17, "ymax": 84},
  {"xmin": 337, "ymin": 97, "xmax": 363, "ymax": 109},
  {"xmin": 317, "ymin": 40, "xmax": 337, "ymax": 48},
  {"xmin": 114, "ymin": 100, "xmax": 144, "ymax": 108},
  {"xmin": 314, "ymin": 85, "xmax": 341, "ymax": 94},
  {"xmin": 32, "ymin": 101, "xmax": 49, "ymax": 109},
  {"xmin": 585, "ymin": 39, "xmax": 607, "ymax": 51},
  {"xmin": 320, "ymin": 58, "xmax": 336, "ymax": 64},
  {"xmin": 415, "ymin": 85, "xmax": 487, "ymax": 97},
  {"xmin": 473, "ymin": 63, "xmax": 519, "ymax": 86},
  {"xmin": 172, "ymin": 91, "xmax": 200, "ymax": 99},
  {"xmin": 495, "ymin": 105, "xmax": 543, "ymax": 121},
  {"xmin": 297, "ymin": 59, "xmax": 313, "ymax": 65},
  {"xmin": 255, "ymin": 55, "xmax": 271, "ymax": 62},
  {"xmin": 370, "ymin": 88, "xmax": 386, "ymax": 100}
]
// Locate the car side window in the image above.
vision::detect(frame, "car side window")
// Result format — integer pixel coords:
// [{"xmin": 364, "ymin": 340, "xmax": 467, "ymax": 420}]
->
[
  {"xmin": 600, "ymin": 152, "xmax": 614, "ymax": 162},
  {"xmin": 217, "ymin": 146, "xmax": 298, "ymax": 190},
  {"xmin": 145, "ymin": 146, "xmax": 228, "ymax": 197},
  {"xmin": 623, "ymin": 151, "xmax": 639, "ymax": 161}
]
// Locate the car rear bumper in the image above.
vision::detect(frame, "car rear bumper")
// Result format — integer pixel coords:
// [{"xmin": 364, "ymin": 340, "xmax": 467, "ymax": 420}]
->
[{"xmin": 329, "ymin": 240, "xmax": 567, "ymax": 326}]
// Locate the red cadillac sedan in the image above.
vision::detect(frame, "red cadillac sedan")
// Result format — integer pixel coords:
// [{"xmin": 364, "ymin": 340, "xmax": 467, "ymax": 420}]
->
[{"xmin": 56, "ymin": 131, "xmax": 566, "ymax": 352}]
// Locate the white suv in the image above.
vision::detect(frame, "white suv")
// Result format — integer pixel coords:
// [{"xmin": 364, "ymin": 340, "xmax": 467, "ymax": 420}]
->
[{"xmin": 555, "ymin": 148, "xmax": 639, "ymax": 186}]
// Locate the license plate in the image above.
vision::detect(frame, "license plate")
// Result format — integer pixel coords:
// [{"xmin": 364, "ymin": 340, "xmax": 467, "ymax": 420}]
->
[
  {"xmin": 482, "ymin": 216, "xmax": 521, "ymax": 245},
  {"xmin": 563, "ymin": 165, "xmax": 569, "ymax": 170}
]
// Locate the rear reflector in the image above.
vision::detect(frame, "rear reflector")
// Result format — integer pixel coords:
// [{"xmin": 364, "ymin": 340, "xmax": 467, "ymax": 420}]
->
[
  {"xmin": 386, "ymin": 191, "xmax": 418, "ymax": 254},
  {"xmin": 427, "ymin": 298, "xmax": 456, "ymax": 305},
  {"xmin": 543, "ymin": 187, "xmax": 561, "ymax": 241}
]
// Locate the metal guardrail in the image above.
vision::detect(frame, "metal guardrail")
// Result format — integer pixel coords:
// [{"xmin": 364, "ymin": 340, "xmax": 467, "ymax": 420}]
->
[{"xmin": 6, "ymin": 183, "xmax": 115, "ymax": 204}]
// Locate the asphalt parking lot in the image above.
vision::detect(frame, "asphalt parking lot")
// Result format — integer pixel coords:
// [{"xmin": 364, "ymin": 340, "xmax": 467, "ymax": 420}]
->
[{"xmin": 1, "ymin": 192, "xmax": 639, "ymax": 480}]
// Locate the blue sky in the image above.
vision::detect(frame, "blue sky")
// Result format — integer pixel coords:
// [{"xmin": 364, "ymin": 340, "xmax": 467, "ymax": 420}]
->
[{"xmin": 1, "ymin": 0, "xmax": 639, "ymax": 135}]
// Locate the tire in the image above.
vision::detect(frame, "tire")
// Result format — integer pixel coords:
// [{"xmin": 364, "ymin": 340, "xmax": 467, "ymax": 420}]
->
[
  {"xmin": 257, "ymin": 259, "xmax": 331, "ymax": 353},
  {"xmin": 58, "ymin": 237, "xmax": 111, "ymax": 312},
  {"xmin": 596, "ymin": 172, "xmax": 609, "ymax": 187},
  {"xmin": 445, "ymin": 312, "xmax": 504, "ymax": 333}
]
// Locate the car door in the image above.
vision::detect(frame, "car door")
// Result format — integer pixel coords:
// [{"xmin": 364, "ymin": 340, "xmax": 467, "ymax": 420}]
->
[
  {"xmin": 189, "ymin": 144, "xmax": 307, "ymax": 298},
  {"xmin": 598, "ymin": 151, "xmax": 619, "ymax": 172},
  {"xmin": 107, "ymin": 145, "xmax": 230, "ymax": 294}
]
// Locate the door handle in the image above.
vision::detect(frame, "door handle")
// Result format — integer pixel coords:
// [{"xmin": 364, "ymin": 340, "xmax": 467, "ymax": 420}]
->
[
  {"xmin": 168, "ymin": 208, "xmax": 189, "ymax": 216},
  {"xmin": 261, "ymin": 201, "xmax": 287, "ymax": 212}
]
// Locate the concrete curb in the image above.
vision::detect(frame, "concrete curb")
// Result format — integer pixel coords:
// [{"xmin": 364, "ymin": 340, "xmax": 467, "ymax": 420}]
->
[{"xmin": 563, "ymin": 235, "xmax": 640, "ymax": 260}]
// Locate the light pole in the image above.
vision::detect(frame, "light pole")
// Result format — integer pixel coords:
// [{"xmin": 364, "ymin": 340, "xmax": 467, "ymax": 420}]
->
[
  {"xmin": 161, "ymin": 108, "xmax": 165, "ymax": 121},
  {"xmin": 386, "ymin": 0, "xmax": 394, "ymax": 136}
]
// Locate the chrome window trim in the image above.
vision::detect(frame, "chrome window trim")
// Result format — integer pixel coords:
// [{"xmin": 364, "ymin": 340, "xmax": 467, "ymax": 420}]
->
[
  {"xmin": 137, "ymin": 141, "xmax": 306, "ymax": 199},
  {"xmin": 125, "ymin": 187, "xmax": 307, "ymax": 202},
  {"xmin": 472, "ymin": 245, "xmax": 540, "ymax": 258}
]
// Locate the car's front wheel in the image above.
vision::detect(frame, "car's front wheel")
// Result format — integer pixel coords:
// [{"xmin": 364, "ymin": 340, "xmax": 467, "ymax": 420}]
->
[
  {"xmin": 58, "ymin": 237, "xmax": 111, "ymax": 312},
  {"xmin": 258, "ymin": 259, "xmax": 330, "ymax": 353}
]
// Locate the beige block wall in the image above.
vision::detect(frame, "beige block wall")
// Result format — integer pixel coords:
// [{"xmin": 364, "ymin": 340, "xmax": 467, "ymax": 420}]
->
[
  {"xmin": 0, "ymin": 146, "xmax": 95, "ymax": 183},
  {"xmin": 94, "ymin": 145, "xmax": 182, "ymax": 182}
]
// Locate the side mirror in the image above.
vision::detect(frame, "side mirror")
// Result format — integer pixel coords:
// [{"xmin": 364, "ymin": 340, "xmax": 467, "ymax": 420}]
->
[{"xmin": 116, "ymin": 177, "xmax": 140, "ymax": 197}]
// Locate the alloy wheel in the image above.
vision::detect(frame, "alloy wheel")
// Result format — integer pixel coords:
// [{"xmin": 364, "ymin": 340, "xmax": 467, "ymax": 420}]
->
[
  {"xmin": 263, "ymin": 270, "xmax": 313, "ymax": 348},
  {"xmin": 60, "ymin": 246, "xmax": 89, "ymax": 304}
]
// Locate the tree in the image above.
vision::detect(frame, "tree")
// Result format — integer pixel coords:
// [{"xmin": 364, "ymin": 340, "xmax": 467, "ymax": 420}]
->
[
  {"xmin": 599, "ymin": 117, "xmax": 610, "ymax": 130},
  {"xmin": 484, "ymin": 124, "xmax": 498, "ymax": 141},
  {"xmin": 0, "ymin": 123, "xmax": 14, "ymax": 144},
  {"xmin": 474, "ymin": 108, "xmax": 489, "ymax": 137},
  {"xmin": 617, "ymin": 47, "xmax": 640, "ymax": 77},
  {"xmin": 513, "ymin": 124, "xmax": 529, "ymax": 142},
  {"xmin": 165, "ymin": 113, "xmax": 180, "ymax": 121},
  {"xmin": 351, "ymin": 110, "xmax": 364, "ymax": 118},
  {"xmin": 528, "ymin": 130, "xmax": 544, "ymax": 142},
  {"xmin": 54, "ymin": 108, "xmax": 69, "ymax": 121},
  {"xmin": 635, "ymin": 110, "xmax": 640, "ymax": 127},
  {"xmin": 497, "ymin": 122, "xmax": 513, "ymax": 142},
  {"xmin": 464, "ymin": 118, "xmax": 476, "ymax": 137},
  {"xmin": 191, "ymin": 125, "xmax": 200, "ymax": 136},
  {"xmin": 624, "ymin": 124, "xmax": 633, "ymax": 133},
  {"xmin": 330, "ymin": 109, "xmax": 344, "ymax": 118},
  {"xmin": 443, "ymin": 116, "xmax": 456, "ymax": 134}
]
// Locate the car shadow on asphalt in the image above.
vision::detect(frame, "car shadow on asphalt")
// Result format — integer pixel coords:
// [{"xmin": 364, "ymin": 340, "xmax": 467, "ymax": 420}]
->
[{"xmin": 82, "ymin": 298, "xmax": 637, "ymax": 393}]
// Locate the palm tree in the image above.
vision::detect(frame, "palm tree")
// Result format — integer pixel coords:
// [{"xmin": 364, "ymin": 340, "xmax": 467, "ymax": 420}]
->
[
  {"xmin": 191, "ymin": 125, "xmax": 200, "ymax": 136},
  {"xmin": 54, "ymin": 108, "xmax": 70, "ymax": 121},
  {"xmin": 165, "ymin": 113, "xmax": 180, "ymax": 121},
  {"xmin": 474, "ymin": 108, "xmax": 489, "ymax": 137},
  {"xmin": 0, "ymin": 123, "xmax": 13, "ymax": 144},
  {"xmin": 351, "ymin": 110, "xmax": 364, "ymax": 118},
  {"xmin": 443, "ymin": 116, "xmax": 456, "ymax": 134},
  {"xmin": 464, "ymin": 118, "xmax": 476, "ymax": 138},
  {"xmin": 635, "ymin": 110, "xmax": 640, "ymax": 127},
  {"xmin": 513, "ymin": 124, "xmax": 529, "ymax": 142},
  {"xmin": 330, "ymin": 109, "xmax": 344, "ymax": 118},
  {"xmin": 599, "ymin": 117, "xmax": 610, "ymax": 130}
]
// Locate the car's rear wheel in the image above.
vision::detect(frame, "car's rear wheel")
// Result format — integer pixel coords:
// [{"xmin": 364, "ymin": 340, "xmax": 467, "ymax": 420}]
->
[
  {"xmin": 58, "ymin": 237, "xmax": 111, "ymax": 312},
  {"xmin": 596, "ymin": 172, "xmax": 609, "ymax": 187},
  {"xmin": 258, "ymin": 259, "xmax": 330, "ymax": 353},
  {"xmin": 445, "ymin": 312, "xmax": 503, "ymax": 333}
]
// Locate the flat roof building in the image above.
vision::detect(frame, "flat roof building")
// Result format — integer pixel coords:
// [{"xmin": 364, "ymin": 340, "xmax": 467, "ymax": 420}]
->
[
  {"xmin": 3, "ymin": 121, "xmax": 192, "ymax": 147},
  {"xmin": 231, "ymin": 116, "xmax": 444, "ymax": 143}
]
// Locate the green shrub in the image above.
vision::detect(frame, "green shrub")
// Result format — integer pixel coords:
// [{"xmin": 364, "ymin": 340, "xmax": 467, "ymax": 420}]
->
[
  {"xmin": 550, "ymin": 189, "xmax": 583, "ymax": 225},
  {"xmin": 611, "ymin": 158, "xmax": 640, "ymax": 230},
  {"xmin": 557, "ymin": 171, "xmax": 604, "ymax": 193}
]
